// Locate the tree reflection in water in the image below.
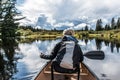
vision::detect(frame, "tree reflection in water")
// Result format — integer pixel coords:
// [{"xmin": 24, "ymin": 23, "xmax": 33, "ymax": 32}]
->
[
  {"xmin": 81, "ymin": 38, "xmax": 120, "ymax": 53},
  {"xmin": 95, "ymin": 39, "xmax": 103, "ymax": 50},
  {"xmin": 0, "ymin": 38, "xmax": 19, "ymax": 80},
  {"xmin": 0, "ymin": 37, "xmax": 120, "ymax": 79},
  {"xmin": 95, "ymin": 39, "xmax": 120, "ymax": 53}
]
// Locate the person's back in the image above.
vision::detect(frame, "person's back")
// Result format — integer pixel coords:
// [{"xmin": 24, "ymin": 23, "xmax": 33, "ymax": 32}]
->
[
  {"xmin": 56, "ymin": 40, "xmax": 76, "ymax": 69},
  {"xmin": 40, "ymin": 28, "xmax": 83, "ymax": 73}
]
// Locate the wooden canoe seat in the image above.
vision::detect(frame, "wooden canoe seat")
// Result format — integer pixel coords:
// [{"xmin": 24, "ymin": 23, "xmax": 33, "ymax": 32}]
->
[{"xmin": 43, "ymin": 62, "xmax": 88, "ymax": 76}]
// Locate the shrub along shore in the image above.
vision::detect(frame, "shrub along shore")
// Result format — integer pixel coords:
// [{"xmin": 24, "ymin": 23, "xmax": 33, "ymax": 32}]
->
[{"xmin": 17, "ymin": 29, "xmax": 120, "ymax": 43}]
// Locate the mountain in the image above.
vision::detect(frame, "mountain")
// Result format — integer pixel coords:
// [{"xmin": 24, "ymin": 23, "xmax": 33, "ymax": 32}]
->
[
  {"xmin": 36, "ymin": 15, "xmax": 53, "ymax": 30},
  {"xmin": 35, "ymin": 14, "xmax": 109, "ymax": 30}
]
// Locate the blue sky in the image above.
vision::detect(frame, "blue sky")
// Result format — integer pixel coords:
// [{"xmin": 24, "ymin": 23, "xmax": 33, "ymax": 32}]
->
[
  {"xmin": 16, "ymin": 0, "xmax": 25, "ymax": 5},
  {"xmin": 16, "ymin": 0, "xmax": 120, "ymax": 29}
]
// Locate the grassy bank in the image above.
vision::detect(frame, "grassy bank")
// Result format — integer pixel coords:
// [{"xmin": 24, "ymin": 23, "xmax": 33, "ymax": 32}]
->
[{"xmin": 17, "ymin": 29, "xmax": 120, "ymax": 43}]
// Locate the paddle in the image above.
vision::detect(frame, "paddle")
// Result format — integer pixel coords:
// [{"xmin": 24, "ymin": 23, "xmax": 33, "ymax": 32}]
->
[{"xmin": 83, "ymin": 51, "xmax": 105, "ymax": 60}]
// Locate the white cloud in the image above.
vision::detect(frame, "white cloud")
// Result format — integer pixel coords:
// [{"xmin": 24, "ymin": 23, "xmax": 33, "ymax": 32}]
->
[
  {"xmin": 1, "ymin": 0, "xmax": 7, "ymax": 3},
  {"xmin": 74, "ymin": 23, "xmax": 87, "ymax": 30},
  {"xmin": 54, "ymin": 22, "xmax": 74, "ymax": 27},
  {"xmin": 17, "ymin": 0, "xmax": 120, "ymax": 27}
]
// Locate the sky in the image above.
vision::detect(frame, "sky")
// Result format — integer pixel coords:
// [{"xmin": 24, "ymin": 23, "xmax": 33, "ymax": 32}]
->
[{"xmin": 16, "ymin": 0, "xmax": 120, "ymax": 29}]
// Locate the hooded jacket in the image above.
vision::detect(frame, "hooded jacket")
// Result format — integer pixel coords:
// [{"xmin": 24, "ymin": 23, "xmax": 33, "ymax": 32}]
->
[{"xmin": 40, "ymin": 35, "xmax": 84, "ymax": 68}]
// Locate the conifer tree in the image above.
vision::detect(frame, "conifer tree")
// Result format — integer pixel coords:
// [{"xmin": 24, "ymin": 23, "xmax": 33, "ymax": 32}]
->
[
  {"xmin": 95, "ymin": 19, "xmax": 103, "ymax": 31},
  {"xmin": 85, "ymin": 25, "xmax": 88, "ymax": 31},
  {"xmin": 0, "ymin": 0, "xmax": 23, "ymax": 38},
  {"xmin": 111, "ymin": 17, "xmax": 116, "ymax": 29},
  {"xmin": 117, "ymin": 17, "xmax": 120, "ymax": 29},
  {"xmin": 105, "ymin": 24, "xmax": 110, "ymax": 30}
]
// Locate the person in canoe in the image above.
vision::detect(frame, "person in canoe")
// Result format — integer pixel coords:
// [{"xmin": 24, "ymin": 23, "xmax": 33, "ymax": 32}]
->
[{"xmin": 40, "ymin": 28, "xmax": 84, "ymax": 80}]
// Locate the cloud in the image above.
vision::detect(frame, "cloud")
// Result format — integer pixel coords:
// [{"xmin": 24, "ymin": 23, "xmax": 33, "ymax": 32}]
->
[
  {"xmin": 54, "ymin": 22, "xmax": 74, "ymax": 27},
  {"xmin": 74, "ymin": 23, "xmax": 87, "ymax": 30},
  {"xmin": 16, "ymin": 0, "xmax": 120, "ymax": 27}
]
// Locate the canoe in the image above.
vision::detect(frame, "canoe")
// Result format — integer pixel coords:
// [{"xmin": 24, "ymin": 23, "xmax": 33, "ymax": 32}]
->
[{"xmin": 34, "ymin": 61, "xmax": 98, "ymax": 80}]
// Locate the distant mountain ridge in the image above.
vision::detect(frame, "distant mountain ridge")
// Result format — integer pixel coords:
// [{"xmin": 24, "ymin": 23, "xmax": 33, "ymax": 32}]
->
[{"xmin": 35, "ymin": 14, "xmax": 116, "ymax": 30}]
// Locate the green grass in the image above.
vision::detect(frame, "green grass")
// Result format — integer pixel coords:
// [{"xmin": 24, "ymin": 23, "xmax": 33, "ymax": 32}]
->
[
  {"xmin": 88, "ymin": 34, "xmax": 101, "ymax": 38},
  {"xmin": 17, "ymin": 29, "xmax": 120, "ymax": 43}
]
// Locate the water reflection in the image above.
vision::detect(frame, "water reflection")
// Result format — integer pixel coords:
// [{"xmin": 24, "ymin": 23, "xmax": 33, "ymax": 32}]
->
[
  {"xmin": 83, "ymin": 38, "xmax": 120, "ymax": 53},
  {"xmin": 80, "ymin": 39, "xmax": 120, "ymax": 80},
  {"xmin": 0, "ymin": 38, "xmax": 19, "ymax": 80},
  {"xmin": 0, "ymin": 38, "xmax": 120, "ymax": 80},
  {"xmin": 95, "ymin": 39, "xmax": 102, "ymax": 50},
  {"xmin": 13, "ymin": 39, "xmax": 60, "ymax": 80}
]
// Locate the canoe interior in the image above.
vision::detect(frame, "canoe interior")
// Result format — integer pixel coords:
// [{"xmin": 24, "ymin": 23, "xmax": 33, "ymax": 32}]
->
[{"xmin": 34, "ymin": 62, "xmax": 97, "ymax": 80}]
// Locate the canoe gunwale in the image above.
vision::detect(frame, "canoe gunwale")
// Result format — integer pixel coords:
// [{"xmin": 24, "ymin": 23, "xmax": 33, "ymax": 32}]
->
[
  {"xmin": 32, "ymin": 61, "xmax": 50, "ymax": 80},
  {"xmin": 82, "ymin": 62, "xmax": 99, "ymax": 80}
]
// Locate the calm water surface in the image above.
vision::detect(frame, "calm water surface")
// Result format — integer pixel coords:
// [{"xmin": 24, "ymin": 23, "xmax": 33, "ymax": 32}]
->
[{"xmin": 0, "ymin": 39, "xmax": 120, "ymax": 80}]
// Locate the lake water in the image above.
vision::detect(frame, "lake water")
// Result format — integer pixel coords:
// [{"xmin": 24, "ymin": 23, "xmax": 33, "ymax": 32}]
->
[{"xmin": 0, "ymin": 38, "xmax": 120, "ymax": 80}]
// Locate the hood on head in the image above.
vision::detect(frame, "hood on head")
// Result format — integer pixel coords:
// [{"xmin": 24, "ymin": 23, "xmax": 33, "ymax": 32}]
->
[{"xmin": 62, "ymin": 35, "xmax": 78, "ymax": 43}]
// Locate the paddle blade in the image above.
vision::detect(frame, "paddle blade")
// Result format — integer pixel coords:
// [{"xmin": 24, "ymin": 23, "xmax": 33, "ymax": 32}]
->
[{"xmin": 84, "ymin": 51, "xmax": 105, "ymax": 60}]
